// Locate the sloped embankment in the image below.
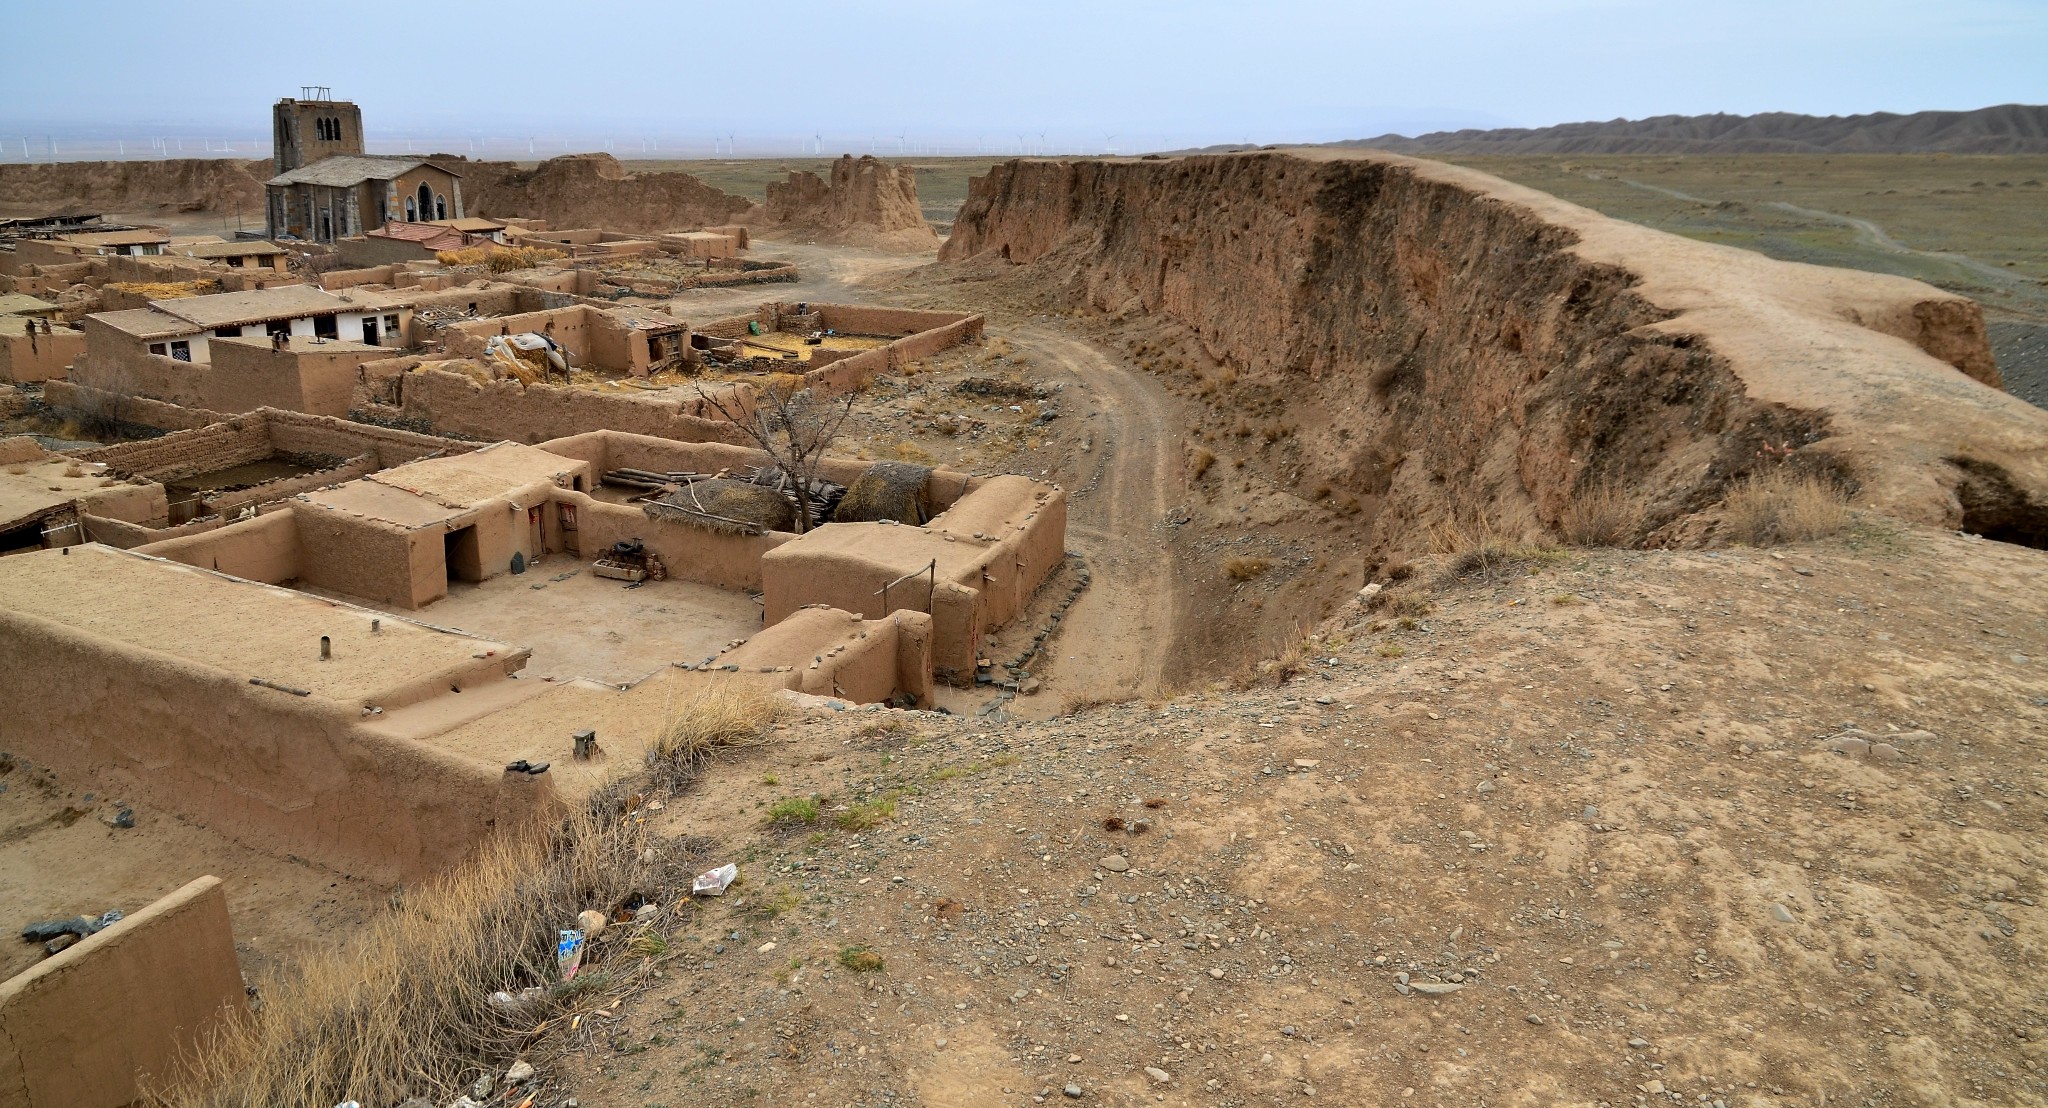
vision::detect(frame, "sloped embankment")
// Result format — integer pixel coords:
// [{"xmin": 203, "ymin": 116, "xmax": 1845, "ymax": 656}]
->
[
  {"xmin": 942, "ymin": 151, "xmax": 2048, "ymax": 550},
  {"xmin": 0, "ymin": 157, "xmax": 269, "ymax": 214}
]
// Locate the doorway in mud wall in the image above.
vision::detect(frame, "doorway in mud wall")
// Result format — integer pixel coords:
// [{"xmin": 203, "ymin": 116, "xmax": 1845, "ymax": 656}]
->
[{"xmin": 444, "ymin": 524, "xmax": 484, "ymax": 584}]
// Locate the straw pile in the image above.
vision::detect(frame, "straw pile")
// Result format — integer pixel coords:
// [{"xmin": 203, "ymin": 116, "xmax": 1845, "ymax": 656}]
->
[
  {"xmin": 835, "ymin": 461, "xmax": 935, "ymax": 524},
  {"xmin": 644, "ymin": 478, "xmax": 795, "ymax": 535}
]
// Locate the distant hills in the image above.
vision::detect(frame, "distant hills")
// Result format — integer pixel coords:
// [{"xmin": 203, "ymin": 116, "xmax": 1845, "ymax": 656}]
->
[{"xmin": 1338, "ymin": 104, "xmax": 2048, "ymax": 156}]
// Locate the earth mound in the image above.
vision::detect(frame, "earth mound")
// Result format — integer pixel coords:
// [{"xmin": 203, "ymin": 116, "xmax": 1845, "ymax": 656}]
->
[{"xmin": 757, "ymin": 154, "xmax": 942, "ymax": 252}]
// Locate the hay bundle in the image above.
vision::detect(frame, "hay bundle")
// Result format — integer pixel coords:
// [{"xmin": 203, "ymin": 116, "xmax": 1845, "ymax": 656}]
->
[
  {"xmin": 644, "ymin": 477, "xmax": 795, "ymax": 535},
  {"xmin": 835, "ymin": 461, "xmax": 934, "ymax": 524}
]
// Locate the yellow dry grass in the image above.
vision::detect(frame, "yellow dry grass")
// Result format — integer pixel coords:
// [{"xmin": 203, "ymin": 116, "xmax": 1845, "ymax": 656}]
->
[
  {"xmin": 1558, "ymin": 480, "xmax": 1640, "ymax": 547},
  {"xmin": 164, "ymin": 681, "xmax": 776, "ymax": 1107},
  {"xmin": 1721, "ymin": 470, "xmax": 1852, "ymax": 545}
]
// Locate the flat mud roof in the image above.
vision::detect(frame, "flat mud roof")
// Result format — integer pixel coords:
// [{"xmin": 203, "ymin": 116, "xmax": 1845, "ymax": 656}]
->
[{"xmin": 0, "ymin": 544, "xmax": 516, "ymax": 703}]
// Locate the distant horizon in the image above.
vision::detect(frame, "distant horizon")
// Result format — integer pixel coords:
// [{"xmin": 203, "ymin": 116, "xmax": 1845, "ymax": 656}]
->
[
  {"xmin": 2, "ymin": 101, "xmax": 2043, "ymax": 165},
  {"xmin": 4, "ymin": 0, "xmax": 2043, "ymax": 163}
]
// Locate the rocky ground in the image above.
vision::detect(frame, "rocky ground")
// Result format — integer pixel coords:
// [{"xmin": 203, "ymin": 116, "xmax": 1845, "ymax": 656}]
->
[{"xmin": 520, "ymin": 521, "xmax": 2045, "ymax": 1108}]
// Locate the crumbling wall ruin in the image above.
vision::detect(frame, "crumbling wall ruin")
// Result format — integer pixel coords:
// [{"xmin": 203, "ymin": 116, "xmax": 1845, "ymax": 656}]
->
[
  {"xmin": 942, "ymin": 152, "xmax": 2048, "ymax": 549},
  {"xmin": 758, "ymin": 155, "xmax": 941, "ymax": 252},
  {"xmin": 465, "ymin": 154, "xmax": 753, "ymax": 235}
]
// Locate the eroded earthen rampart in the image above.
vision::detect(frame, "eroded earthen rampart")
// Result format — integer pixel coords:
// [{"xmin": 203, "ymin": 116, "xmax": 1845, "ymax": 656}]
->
[{"xmin": 942, "ymin": 152, "xmax": 2048, "ymax": 549}]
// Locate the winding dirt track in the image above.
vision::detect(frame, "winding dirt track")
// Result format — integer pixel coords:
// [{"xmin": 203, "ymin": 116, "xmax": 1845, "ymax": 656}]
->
[{"xmin": 1007, "ymin": 325, "xmax": 1184, "ymax": 706}]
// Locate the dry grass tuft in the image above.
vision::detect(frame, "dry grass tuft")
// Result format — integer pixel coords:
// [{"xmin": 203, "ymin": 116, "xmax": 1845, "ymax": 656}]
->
[
  {"xmin": 164, "ymin": 789, "xmax": 647, "ymax": 1108},
  {"xmin": 645, "ymin": 683, "xmax": 777, "ymax": 788},
  {"xmin": 881, "ymin": 440, "xmax": 934, "ymax": 464},
  {"xmin": 166, "ymin": 680, "xmax": 779, "ymax": 1106},
  {"xmin": 1429, "ymin": 520, "xmax": 1561, "ymax": 585},
  {"xmin": 1189, "ymin": 447, "xmax": 1216, "ymax": 480},
  {"xmin": 1559, "ymin": 481, "xmax": 1640, "ymax": 547},
  {"xmin": 1721, "ymin": 470, "xmax": 1851, "ymax": 546},
  {"xmin": 1224, "ymin": 555, "xmax": 1272, "ymax": 581}
]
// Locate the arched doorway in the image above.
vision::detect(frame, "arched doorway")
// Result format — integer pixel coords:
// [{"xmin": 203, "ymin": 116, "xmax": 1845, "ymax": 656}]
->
[{"xmin": 416, "ymin": 182, "xmax": 433, "ymax": 222}]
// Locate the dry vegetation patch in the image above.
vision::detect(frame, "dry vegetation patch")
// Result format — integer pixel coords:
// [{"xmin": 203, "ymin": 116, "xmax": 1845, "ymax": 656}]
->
[
  {"xmin": 166, "ymin": 683, "xmax": 777, "ymax": 1108},
  {"xmin": 1721, "ymin": 469, "xmax": 1853, "ymax": 545}
]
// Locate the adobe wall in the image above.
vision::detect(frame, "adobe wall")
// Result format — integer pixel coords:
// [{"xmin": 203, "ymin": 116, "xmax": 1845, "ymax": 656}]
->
[
  {"xmin": 444, "ymin": 305, "xmax": 603, "ymax": 362},
  {"xmin": 813, "ymin": 304, "xmax": 975, "ymax": 337},
  {"xmin": 140, "ymin": 508, "xmax": 303, "ymax": 583},
  {"xmin": 556, "ymin": 490, "xmax": 792, "ymax": 591},
  {"xmin": 888, "ymin": 314, "xmax": 984, "ymax": 363},
  {"xmin": 41, "ymin": 381, "xmax": 227, "ymax": 432},
  {"xmin": 289, "ymin": 507, "xmax": 435, "ymax": 609},
  {"xmin": 320, "ymin": 264, "xmax": 402, "ymax": 289},
  {"xmin": 337, "ymin": 235, "xmax": 435, "ymax": 268},
  {"xmin": 929, "ymin": 477, "xmax": 1071, "ymax": 630},
  {"xmin": 0, "ymin": 597, "xmax": 553, "ymax": 883},
  {"xmin": 208, "ymin": 339, "xmax": 388, "ymax": 417},
  {"xmin": 396, "ymin": 366, "xmax": 751, "ymax": 446},
  {"xmin": 208, "ymin": 452, "xmax": 377, "ymax": 516},
  {"xmin": 721, "ymin": 607, "xmax": 934, "ymax": 707},
  {"xmin": 265, "ymin": 410, "xmax": 478, "ymax": 467},
  {"xmin": 538, "ymin": 430, "xmax": 976, "ymax": 511},
  {"xmin": 80, "ymin": 511, "xmax": 225, "ymax": 550},
  {"xmin": 0, "ymin": 325, "xmax": 86, "ymax": 383},
  {"xmin": 75, "ymin": 415, "xmax": 272, "ymax": 480},
  {"xmin": 759, "ymin": 479, "xmax": 1068, "ymax": 677},
  {"xmin": 0, "ymin": 876, "xmax": 246, "ymax": 1108}
]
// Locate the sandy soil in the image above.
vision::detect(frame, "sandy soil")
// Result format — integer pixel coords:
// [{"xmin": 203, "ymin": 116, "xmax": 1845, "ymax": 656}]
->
[
  {"xmin": 410, "ymin": 557, "xmax": 765, "ymax": 685},
  {"xmin": 541, "ymin": 522, "xmax": 2046, "ymax": 1107},
  {"xmin": 0, "ymin": 754, "xmax": 382, "ymax": 986}
]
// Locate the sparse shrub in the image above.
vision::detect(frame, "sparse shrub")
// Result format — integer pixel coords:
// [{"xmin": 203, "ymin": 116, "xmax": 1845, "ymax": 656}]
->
[
  {"xmin": 1224, "ymin": 556, "xmax": 1272, "ymax": 581},
  {"xmin": 838, "ymin": 946, "xmax": 885, "ymax": 973},
  {"xmin": 1559, "ymin": 481, "xmax": 1640, "ymax": 547},
  {"xmin": 1376, "ymin": 644, "xmax": 1407, "ymax": 658},
  {"xmin": 1190, "ymin": 447, "xmax": 1216, "ymax": 480},
  {"xmin": 766, "ymin": 796, "xmax": 823, "ymax": 826},
  {"xmin": 1721, "ymin": 470, "xmax": 1851, "ymax": 546}
]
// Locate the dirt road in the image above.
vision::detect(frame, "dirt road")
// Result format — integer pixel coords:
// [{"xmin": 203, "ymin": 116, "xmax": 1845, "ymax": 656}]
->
[{"xmin": 1007, "ymin": 325, "xmax": 1185, "ymax": 709}]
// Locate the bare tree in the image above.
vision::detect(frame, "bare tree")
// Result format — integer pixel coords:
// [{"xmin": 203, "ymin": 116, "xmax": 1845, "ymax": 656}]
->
[{"xmin": 696, "ymin": 379, "xmax": 857, "ymax": 532}]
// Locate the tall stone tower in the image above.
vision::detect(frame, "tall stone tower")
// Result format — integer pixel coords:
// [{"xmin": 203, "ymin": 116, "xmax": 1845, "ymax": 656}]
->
[{"xmin": 272, "ymin": 87, "xmax": 364, "ymax": 175}]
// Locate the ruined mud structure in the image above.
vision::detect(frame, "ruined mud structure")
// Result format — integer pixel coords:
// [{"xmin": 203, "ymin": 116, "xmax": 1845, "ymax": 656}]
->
[
  {"xmin": 943, "ymin": 150, "xmax": 2048, "ymax": 550},
  {"xmin": 760, "ymin": 154, "xmax": 942, "ymax": 251}
]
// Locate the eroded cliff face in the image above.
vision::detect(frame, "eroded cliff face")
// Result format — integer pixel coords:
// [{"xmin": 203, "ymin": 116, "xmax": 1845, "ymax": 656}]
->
[
  {"xmin": 943, "ymin": 152, "xmax": 2048, "ymax": 551},
  {"xmin": 758, "ymin": 155, "xmax": 940, "ymax": 252},
  {"xmin": 464, "ymin": 154, "xmax": 753, "ymax": 234},
  {"xmin": 0, "ymin": 158, "xmax": 268, "ymax": 214}
]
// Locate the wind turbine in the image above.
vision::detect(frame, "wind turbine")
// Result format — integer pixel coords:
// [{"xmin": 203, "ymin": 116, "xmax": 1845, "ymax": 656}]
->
[
  {"xmin": 814, "ymin": 133, "xmax": 823, "ymax": 156},
  {"xmin": 1105, "ymin": 134, "xmax": 1117, "ymax": 155}
]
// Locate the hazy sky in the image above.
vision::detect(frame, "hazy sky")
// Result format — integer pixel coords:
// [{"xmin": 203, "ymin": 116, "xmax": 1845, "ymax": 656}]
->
[{"xmin": 3, "ymin": 0, "xmax": 2043, "ymax": 156}]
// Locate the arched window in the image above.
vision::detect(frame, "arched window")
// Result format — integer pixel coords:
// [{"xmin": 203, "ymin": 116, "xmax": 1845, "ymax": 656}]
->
[
  {"xmin": 435, "ymin": 194, "xmax": 447, "ymax": 220},
  {"xmin": 404, "ymin": 197, "xmax": 417, "ymax": 221}
]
